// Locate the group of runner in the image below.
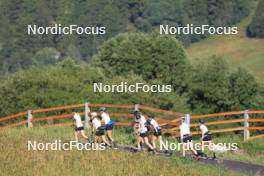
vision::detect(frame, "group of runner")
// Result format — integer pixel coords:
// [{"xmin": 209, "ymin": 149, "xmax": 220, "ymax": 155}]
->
[
  {"xmin": 179, "ymin": 117, "xmax": 213, "ymax": 157},
  {"xmin": 133, "ymin": 110, "xmax": 165, "ymax": 151},
  {"xmin": 73, "ymin": 107, "xmax": 114, "ymax": 147},
  {"xmin": 72, "ymin": 107, "xmax": 213, "ymax": 156}
]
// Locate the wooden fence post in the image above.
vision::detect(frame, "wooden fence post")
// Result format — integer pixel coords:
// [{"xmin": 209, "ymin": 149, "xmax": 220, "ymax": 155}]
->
[
  {"xmin": 244, "ymin": 110, "xmax": 250, "ymax": 141},
  {"xmin": 134, "ymin": 104, "xmax": 139, "ymax": 111},
  {"xmin": 185, "ymin": 114, "xmax": 191, "ymax": 128},
  {"xmin": 85, "ymin": 101, "xmax": 89, "ymax": 128},
  {"xmin": 27, "ymin": 110, "xmax": 31, "ymax": 128}
]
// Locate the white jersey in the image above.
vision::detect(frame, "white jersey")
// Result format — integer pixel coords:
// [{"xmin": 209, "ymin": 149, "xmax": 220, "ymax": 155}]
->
[
  {"xmin": 73, "ymin": 113, "xmax": 83, "ymax": 128},
  {"xmin": 92, "ymin": 118, "xmax": 101, "ymax": 130},
  {"xmin": 139, "ymin": 115, "xmax": 147, "ymax": 133},
  {"xmin": 101, "ymin": 112, "xmax": 111, "ymax": 124},
  {"xmin": 150, "ymin": 119, "xmax": 160, "ymax": 129},
  {"xmin": 200, "ymin": 124, "xmax": 208, "ymax": 135},
  {"xmin": 179, "ymin": 123, "xmax": 190, "ymax": 139}
]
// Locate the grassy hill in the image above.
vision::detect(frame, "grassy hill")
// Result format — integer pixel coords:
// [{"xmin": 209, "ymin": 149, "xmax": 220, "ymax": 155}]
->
[
  {"xmin": 187, "ymin": 2, "xmax": 264, "ymax": 84},
  {"xmin": 0, "ymin": 127, "xmax": 263, "ymax": 176}
]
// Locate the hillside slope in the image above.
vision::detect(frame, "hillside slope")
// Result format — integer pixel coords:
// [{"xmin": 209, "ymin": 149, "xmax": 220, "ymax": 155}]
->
[{"xmin": 187, "ymin": 2, "xmax": 264, "ymax": 83}]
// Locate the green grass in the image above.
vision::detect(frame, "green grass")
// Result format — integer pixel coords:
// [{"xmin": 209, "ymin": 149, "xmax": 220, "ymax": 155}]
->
[
  {"xmin": 186, "ymin": 2, "xmax": 264, "ymax": 83},
  {"xmin": 0, "ymin": 127, "xmax": 263, "ymax": 176}
]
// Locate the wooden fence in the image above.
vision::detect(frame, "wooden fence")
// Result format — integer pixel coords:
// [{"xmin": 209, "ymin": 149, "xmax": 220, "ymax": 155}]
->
[{"xmin": 0, "ymin": 103, "xmax": 263, "ymax": 141}]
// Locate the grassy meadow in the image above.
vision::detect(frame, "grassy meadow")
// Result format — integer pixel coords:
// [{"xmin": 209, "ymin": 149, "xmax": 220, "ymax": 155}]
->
[{"xmin": 0, "ymin": 127, "xmax": 263, "ymax": 176}]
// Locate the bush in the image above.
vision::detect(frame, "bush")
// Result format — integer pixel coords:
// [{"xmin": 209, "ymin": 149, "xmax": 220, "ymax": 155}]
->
[
  {"xmin": 93, "ymin": 32, "xmax": 191, "ymax": 94},
  {"xmin": 0, "ymin": 59, "xmax": 188, "ymax": 117}
]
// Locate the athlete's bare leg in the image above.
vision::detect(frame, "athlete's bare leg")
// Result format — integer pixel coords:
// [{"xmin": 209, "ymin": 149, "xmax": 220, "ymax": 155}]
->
[
  {"xmin": 182, "ymin": 143, "xmax": 186, "ymax": 157},
  {"xmin": 74, "ymin": 132, "xmax": 79, "ymax": 142},
  {"xmin": 158, "ymin": 136, "xmax": 166, "ymax": 148},
  {"xmin": 81, "ymin": 130, "xmax": 88, "ymax": 139},
  {"xmin": 188, "ymin": 141, "xmax": 198, "ymax": 155},
  {"xmin": 137, "ymin": 136, "xmax": 143, "ymax": 150},
  {"xmin": 106, "ymin": 130, "xmax": 114, "ymax": 143},
  {"xmin": 151, "ymin": 135, "xmax": 157, "ymax": 149},
  {"xmin": 94, "ymin": 136, "xmax": 98, "ymax": 144},
  {"xmin": 102, "ymin": 135, "xmax": 110, "ymax": 146},
  {"xmin": 143, "ymin": 137, "xmax": 154, "ymax": 150}
]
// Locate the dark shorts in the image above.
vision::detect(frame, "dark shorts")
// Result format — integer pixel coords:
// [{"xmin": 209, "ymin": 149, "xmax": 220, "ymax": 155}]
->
[
  {"xmin": 95, "ymin": 129, "xmax": 105, "ymax": 136},
  {"xmin": 154, "ymin": 129, "xmax": 162, "ymax": 136},
  {"xmin": 203, "ymin": 132, "xmax": 212, "ymax": 141},
  {"xmin": 75, "ymin": 126, "xmax": 84, "ymax": 132},
  {"xmin": 182, "ymin": 135, "xmax": 192, "ymax": 143},
  {"xmin": 106, "ymin": 123, "xmax": 114, "ymax": 131},
  {"xmin": 140, "ymin": 132, "xmax": 148, "ymax": 138}
]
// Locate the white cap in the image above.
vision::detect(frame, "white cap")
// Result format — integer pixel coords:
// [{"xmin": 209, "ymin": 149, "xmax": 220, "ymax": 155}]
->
[{"xmin": 91, "ymin": 112, "xmax": 97, "ymax": 118}]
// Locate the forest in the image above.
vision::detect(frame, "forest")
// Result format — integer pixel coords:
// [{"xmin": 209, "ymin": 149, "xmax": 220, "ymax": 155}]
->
[
  {"xmin": 0, "ymin": 0, "xmax": 252, "ymax": 73},
  {"xmin": 0, "ymin": 0, "xmax": 263, "ymax": 117}
]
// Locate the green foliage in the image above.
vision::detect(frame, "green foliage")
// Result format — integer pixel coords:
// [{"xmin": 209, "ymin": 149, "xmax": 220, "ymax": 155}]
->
[
  {"xmin": 188, "ymin": 57, "xmax": 231, "ymax": 113},
  {"xmin": 229, "ymin": 68, "xmax": 259, "ymax": 110},
  {"xmin": 0, "ymin": 59, "xmax": 188, "ymax": 117},
  {"xmin": 0, "ymin": 60, "xmax": 101, "ymax": 116},
  {"xmin": 247, "ymin": 0, "xmax": 264, "ymax": 38},
  {"xmin": 93, "ymin": 32, "xmax": 190, "ymax": 94},
  {"xmin": 0, "ymin": 0, "xmax": 129, "ymax": 73},
  {"xmin": 143, "ymin": 0, "xmax": 250, "ymax": 45},
  {"xmin": 0, "ymin": 0, "xmax": 250, "ymax": 74},
  {"xmin": 183, "ymin": 0, "xmax": 209, "ymax": 43},
  {"xmin": 188, "ymin": 57, "xmax": 261, "ymax": 114},
  {"xmin": 207, "ymin": 0, "xmax": 250, "ymax": 26},
  {"xmin": 66, "ymin": 45, "xmax": 82, "ymax": 63},
  {"xmin": 0, "ymin": 0, "xmax": 260, "ymax": 116},
  {"xmin": 124, "ymin": 0, "xmax": 148, "ymax": 22},
  {"xmin": 94, "ymin": 33, "xmax": 262, "ymax": 114},
  {"xmin": 32, "ymin": 47, "xmax": 60, "ymax": 66},
  {"xmin": 145, "ymin": 0, "xmax": 184, "ymax": 26},
  {"xmin": 71, "ymin": 0, "xmax": 128, "ymax": 60}
]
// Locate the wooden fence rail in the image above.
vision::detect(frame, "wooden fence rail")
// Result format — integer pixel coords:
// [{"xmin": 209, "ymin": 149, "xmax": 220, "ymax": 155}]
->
[{"xmin": 0, "ymin": 111, "xmax": 27, "ymax": 122}]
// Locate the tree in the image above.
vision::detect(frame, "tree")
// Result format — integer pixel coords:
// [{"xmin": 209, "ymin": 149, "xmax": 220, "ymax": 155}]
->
[
  {"xmin": 188, "ymin": 57, "xmax": 262, "ymax": 113},
  {"xmin": 183, "ymin": 0, "xmax": 209, "ymax": 43},
  {"xmin": 93, "ymin": 32, "xmax": 191, "ymax": 94},
  {"xmin": 32, "ymin": 47, "xmax": 60, "ymax": 66},
  {"xmin": 0, "ymin": 0, "xmax": 251, "ymax": 74},
  {"xmin": 188, "ymin": 57, "xmax": 231, "ymax": 113},
  {"xmin": 229, "ymin": 68, "xmax": 259, "ymax": 110},
  {"xmin": 247, "ymin": 0, "xmax": 264, "ymax": 38},
  {"xmin": 207, "ymin": 0, "xmax": 249, "ymax": 26},
  {"xmin": 0, "ymin": 59, "xmax": 188, "ymax": 117}
]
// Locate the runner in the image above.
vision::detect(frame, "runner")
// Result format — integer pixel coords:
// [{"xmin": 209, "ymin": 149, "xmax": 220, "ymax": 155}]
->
[
  {"xmin": 134, "ymin": 121, "xmax": 143, "ymax": 150},
  {"xmin": 100, "ymin": 107, "xmax": 114, "ymax": 144},
  {"xmin": 134, "ymin": 110, "xmax": 155, "ymax": 151},
  {"xmin": 199, "ymin": 119, "xmax": 214, "ymax": 151},
  {"xmin": 73, "ymin": 110, "xmax": 88, "ymax": 142},
  {"xmin": 179, "ymin": 117, "xmax": 197, "ymax": 157},
  {"xmin": 90, "ymin": 112, "xmax": 110, "ymax": 146},
  {"xmin": 146, "ymin": 114, "xmax": 166, "ymax": 149}
]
